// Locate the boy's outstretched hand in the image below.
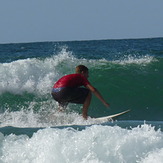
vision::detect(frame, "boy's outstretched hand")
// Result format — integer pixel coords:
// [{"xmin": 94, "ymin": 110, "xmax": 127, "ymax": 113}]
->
[{"xmin": 103, "ymin": 102, "xmax": 110, "ymax": 108}]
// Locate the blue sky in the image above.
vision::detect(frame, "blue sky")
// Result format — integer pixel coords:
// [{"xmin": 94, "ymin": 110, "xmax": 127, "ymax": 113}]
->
[{"xmin": 1, "ymin": 0, "xmax": 163, "ymax": 43}]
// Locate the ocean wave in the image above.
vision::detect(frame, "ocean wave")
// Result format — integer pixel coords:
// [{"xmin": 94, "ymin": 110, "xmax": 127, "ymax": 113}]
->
[
  {"xmin": 0, "ymin": 124, "xmax": 163, "ymax": 163},
  {"xmin": 113, "ymin": 54, "xmax": 157, "ymax": 65},
  {"xmin": 0, "ymin": 45, "xmax": 159, "ymax": 95},
  {"xmin": 0, "ymin": 49, "xmax": 79, "ymax": 95}
]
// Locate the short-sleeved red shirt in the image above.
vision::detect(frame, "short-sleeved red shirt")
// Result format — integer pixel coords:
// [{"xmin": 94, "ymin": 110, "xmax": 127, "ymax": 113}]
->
[{"xmin": 53, "ymin": 74, "xmax": 90, "ymax": 88}]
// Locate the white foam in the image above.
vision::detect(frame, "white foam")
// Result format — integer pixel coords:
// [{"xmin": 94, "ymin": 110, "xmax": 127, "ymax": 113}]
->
[
  {"xmin": 0, "ymin": 50, "xmax": 64, "ymax": 95},
  {"xmin": 113, "ymin": 54, "xmax": 156, "ymax": 65},
  {"xmin": 0, "ymin": 47, "xmax": 98, "ymax": 95},
  {"xmin": 0, "ymin": 124, "xmax": 163, "ymax": 163},
  {"xmin": 0, "ymin": 102, "xmax": 103, "ymax": 128},
  {"xmin": 0, "ymin": 57, "xmax": 54, "ymax": 95},
  {"xmin": 140, "ymin": 148, "xmax": 163, "ymax": 163}
]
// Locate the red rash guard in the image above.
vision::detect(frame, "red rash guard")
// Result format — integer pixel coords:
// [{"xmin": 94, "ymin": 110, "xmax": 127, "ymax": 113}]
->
[{"xmin": 53, "ymin": 74, "xmax": 90, "ymax": 88}]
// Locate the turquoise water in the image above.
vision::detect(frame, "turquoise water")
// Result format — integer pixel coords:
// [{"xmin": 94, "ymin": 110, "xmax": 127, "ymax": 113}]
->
[{"xmin": 0, "ymin": 38, "xmax": 163, "ymax": 162}]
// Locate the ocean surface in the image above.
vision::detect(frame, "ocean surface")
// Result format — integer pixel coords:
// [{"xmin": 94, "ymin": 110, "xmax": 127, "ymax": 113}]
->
[{"xmin": 0, "ymin": 38, "xmax": 163, "ymax": 162}]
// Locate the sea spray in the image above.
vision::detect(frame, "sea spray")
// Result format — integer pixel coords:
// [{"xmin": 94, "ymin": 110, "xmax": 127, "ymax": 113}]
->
[{"xmin": 0, "ymin": 124, "xmax": 163, "ymax": 163}]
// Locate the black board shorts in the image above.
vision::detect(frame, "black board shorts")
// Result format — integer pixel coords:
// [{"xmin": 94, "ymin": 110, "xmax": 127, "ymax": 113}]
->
[{"xmin": 51, "ymin": 87, "xmax": 90, "ymax": 107}]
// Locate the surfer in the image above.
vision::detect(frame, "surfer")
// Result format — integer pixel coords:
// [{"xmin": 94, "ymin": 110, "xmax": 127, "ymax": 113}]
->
[{"xmin": 51, "ymin": 65, "xmax": 110, "ymax": 119}]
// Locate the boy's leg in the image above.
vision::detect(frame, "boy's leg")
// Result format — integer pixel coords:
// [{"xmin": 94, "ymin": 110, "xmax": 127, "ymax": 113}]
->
[
  {"xmin": 52, "ymin": 88, "xmax": 91, "ymax": 117},
  {"xmin": 52, "ymin": 88, "xmax": 69, "ymax": 112},
  {"xmin": 58, "ymin": 102, "xmax": 68, "ymax": 112},
  {"xmin": 82, "ymin": 91, "xmax": 92, "ymax": 119}
]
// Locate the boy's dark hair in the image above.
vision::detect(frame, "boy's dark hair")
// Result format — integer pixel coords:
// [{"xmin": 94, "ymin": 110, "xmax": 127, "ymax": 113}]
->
[{"xmin": 76, "ymin": 65, "xmax": 88, "ymax": 74}]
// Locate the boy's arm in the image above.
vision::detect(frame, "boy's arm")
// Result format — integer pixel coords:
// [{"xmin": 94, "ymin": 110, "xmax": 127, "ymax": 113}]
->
[{"xmin": 86, "ymin": 84, "xmax": 110, "ymax": 107}]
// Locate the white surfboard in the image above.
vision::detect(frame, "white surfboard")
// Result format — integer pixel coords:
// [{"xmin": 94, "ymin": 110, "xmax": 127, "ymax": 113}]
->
[{"xmin": 93, "ymin": 109, "xmax": 131, "ymax": 122}]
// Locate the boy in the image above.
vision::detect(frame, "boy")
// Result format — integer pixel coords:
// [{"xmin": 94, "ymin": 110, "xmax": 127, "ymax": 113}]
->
[{"xmin": 51, "ymin": 65, "xmax": 109, "ymax": 119}]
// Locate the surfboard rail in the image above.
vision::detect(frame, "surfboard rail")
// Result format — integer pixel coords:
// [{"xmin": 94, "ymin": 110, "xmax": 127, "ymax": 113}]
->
[{"xmin": 94, "ymin": 109, "xmax": 131, "ymax": 121}]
